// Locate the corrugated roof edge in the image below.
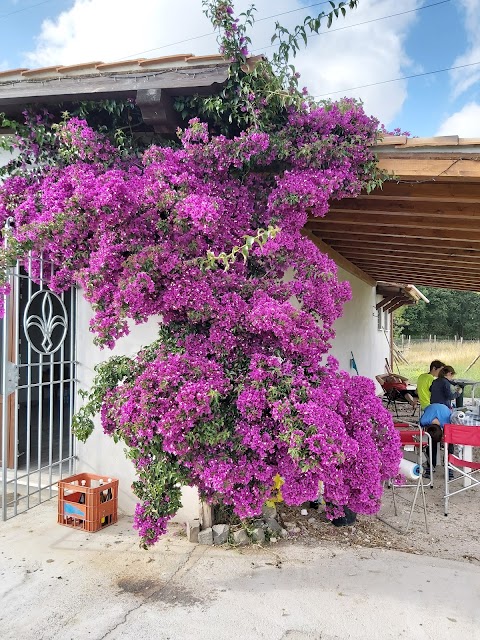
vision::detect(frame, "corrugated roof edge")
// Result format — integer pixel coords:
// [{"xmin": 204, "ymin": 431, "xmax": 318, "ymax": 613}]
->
[{"xmin": 0, "ymin": 54, "xmax": 233, "ymax": 84}]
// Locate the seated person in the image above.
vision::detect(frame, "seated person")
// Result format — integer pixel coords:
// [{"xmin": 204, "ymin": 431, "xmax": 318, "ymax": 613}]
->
[
  {"xmin": 376, "ymin": 373, "xmax": 418, "ymax": 409},
  {"xmin": 416, "ymin": 359, "xmax": 445, "ymax": 410},
  {"xmin": 430, "ymin": 365, "xmax": 462, "ymax": 408},
  {"xmin": 419, "ymin": 402, "xmax": 454, "ymax": 478}
]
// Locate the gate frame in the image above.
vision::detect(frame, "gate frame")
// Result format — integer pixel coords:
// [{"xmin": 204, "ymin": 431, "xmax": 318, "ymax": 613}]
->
[{"xmin": 1, "ymin": 224, "xmax": 77, "ymax": 521}]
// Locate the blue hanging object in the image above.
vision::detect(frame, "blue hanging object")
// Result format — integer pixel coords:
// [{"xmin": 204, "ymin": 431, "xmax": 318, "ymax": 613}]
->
[{"xmin": 350, "ymin": 351, "xmax": 359, "ymax": 375}]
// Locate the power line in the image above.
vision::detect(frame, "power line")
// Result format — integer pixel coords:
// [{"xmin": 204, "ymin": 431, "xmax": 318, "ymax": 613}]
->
[
  {"xmin": 119, "ymin": 0, "xmax": 451, "ymax": 62},
  {"xmin": 118, "ymin": 1, "xmax": 333, "ymax": 60},
  {"xmin": 253, "ymin": 0, "xmax": 452, "ymax": 53},
  {"xmin": 314, "ymin": 59, "xmax": 480, "ymax": 97},
  {"xmin": 0, "ymin": 0, "xmax": 54, "ymax": 20}
]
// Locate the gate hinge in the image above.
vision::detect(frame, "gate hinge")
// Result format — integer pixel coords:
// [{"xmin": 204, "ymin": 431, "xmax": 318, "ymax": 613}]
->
[{"xmin": 4, "ymin": 361, "xmax": 19, "ymax": 395}]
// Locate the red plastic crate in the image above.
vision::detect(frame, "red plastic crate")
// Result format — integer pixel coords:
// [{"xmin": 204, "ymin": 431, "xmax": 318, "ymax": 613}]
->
[{"xmin": 57, "ymin": 473, "xmax": 118, "ymax": 532}]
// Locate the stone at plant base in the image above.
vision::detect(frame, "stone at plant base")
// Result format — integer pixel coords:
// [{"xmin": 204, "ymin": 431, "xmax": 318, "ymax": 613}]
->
[
  {"xmin": 253, "ymin": 519, "xmax": 264, "ymax": 529},
  {"xmin": 186, "ymin": 519, "xmax": 200, "ymax": 543},
  {"xmin": 212, "ymin": 524, "xmax": 230, "ymax": 545},
  {"xmin": 198, "ymin": 527, "xmax": 213, "ymax": 545},
  {"xmin": 262, "ymin": 504, "xmax": 277, "ymax": 519},
  {"xmin": 233, "ymin": 529, "xmax": 249, "ymax": 546},
  {"xmin": 279, "ymin": 528, "xmax": 288, "ymax": 538},
  {"xmin": 265, "ymin": 517, "xmax": 282, "ymax": 534},
  {"xmin": 251, "ymin": 527, "xmax": 265, "ymax": 543}
]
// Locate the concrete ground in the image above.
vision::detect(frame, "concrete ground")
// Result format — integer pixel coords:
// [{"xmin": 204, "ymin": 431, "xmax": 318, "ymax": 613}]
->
[{"xmin": 1, "ymin": 501, "xmax": 479, "ymax": 640}]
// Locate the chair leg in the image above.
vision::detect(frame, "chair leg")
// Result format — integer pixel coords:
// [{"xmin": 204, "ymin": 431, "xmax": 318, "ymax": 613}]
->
[
  {"xmin": 444, "ymin": 457, "xmax": 449, "ymax": 516},
  {"xmin": 391, "ymin": 484, "xmax": 398, "ymax": 516},
  {"xmin": 405, "ymin": 480, "xmax": 421, "ymax": 532},
  {"xmin": 420, "ymin": 479, "xmax": 429, "ymax": 533}
]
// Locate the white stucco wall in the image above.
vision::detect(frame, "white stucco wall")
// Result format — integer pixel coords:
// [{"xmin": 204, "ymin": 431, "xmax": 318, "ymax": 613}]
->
[
  {"xmin": 330, "ymin": 267, "xmax": 390, "ymax": 391},
  {"xmin": 75, "ymin": 301, "xmax": 200, "ymax": 522}
]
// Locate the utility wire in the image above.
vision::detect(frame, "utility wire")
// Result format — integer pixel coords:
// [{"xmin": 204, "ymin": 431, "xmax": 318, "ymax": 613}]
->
[
  {"xmin": 314, "ymin": 59, "xmax": 480, "ymax": 97},
  {"xmin": 0, "ymin": 0, "xmax": 54, "ymax": 20},
  {"xmin": 119, "ymin": 1, "xmax": 334, "ymax": 60},
  {"xmin": 253, "ymin": 0, "xmax": 452, "ymax": 53}
]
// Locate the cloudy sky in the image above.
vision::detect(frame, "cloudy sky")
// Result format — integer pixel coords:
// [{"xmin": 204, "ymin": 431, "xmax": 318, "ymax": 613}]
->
[{"xmin": 0, "ymin": 0, "xmax": 479, "ymax": 136}]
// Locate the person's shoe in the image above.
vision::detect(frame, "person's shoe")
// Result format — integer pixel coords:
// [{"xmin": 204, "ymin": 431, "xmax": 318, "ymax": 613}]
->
[
  {"xmin": 448, "ymin": 470, "xmax": 455, "ymax": 481},
  {"xmin": 423, "ymin": 467, "xmax": 433, "ymax": 479},
  {"xmin": 331, "ymin": 507, "xmax": 357, "ymax": 527}
]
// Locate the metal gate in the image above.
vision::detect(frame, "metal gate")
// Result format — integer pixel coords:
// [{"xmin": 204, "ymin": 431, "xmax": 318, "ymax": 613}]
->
[{"xmin": 1, "ymin": 239, "xmax": 77, "ymax": 520}]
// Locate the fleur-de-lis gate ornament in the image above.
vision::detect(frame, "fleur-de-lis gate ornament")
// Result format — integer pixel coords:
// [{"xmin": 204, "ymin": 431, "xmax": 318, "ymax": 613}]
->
[{"xmin": 23, "ymin": 290, "xmax": 68, "ymax": 355}]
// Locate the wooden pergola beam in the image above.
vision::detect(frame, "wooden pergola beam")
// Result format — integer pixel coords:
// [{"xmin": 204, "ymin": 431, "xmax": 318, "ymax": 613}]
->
[
  {"xmin": 376, "ymin": 295, "xmax": 395, "ymax": 310},
  {"xmin": 307, "ymin": 223, "xmax": 480, "ymax": 243},
  {"xmin": 308, "ymin": 212, "xmax": 478, "ymax": 233},
  {"xmin": 366, "ymin": 181, "xmax": 480, "ymax": 202},
  {"xmin": 312, "ymin": 231, "xmax": 480, "ymax": 252},
  {"xmin": 300, "ymin": 230, "xmax": 376, "ymax": 286},
  {"xmin": 382, "ymin": 296, "xmax": 406, "ymax": 312},
  {"xmin": 329, "ymin": 200, "xmax": 480, "ymax": 217},
  {"xmin": 340, "ymin": 252, "xmax": 480, "ymax": 270},
  {"xmin": 324, "ymin": 242, "xmax": 480, "ymax": 261}
]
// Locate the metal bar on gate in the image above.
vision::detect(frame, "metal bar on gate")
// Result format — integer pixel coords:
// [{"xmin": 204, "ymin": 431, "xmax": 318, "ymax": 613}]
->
[
  {"xmin": 12, "ymin": 258, "xmax": 19, "ymax": 516},
  {"xmin": 69, "ymin": 288, "xmax": 76, "ymax": 477},
  {"xmin": 1, "ymin": 285, "xmax": 10, "ymax": 522},
  {"xmin": 58, "ymin": 292, "xmax": 65, "ymax": 479},
  {"xmin": 1, "ymin": 218, "xmax": 14, "ymax": 521},
  {"xmin": 25, "ymin": 252, "xmax": 33, "ymax": 510},
  {"xmin": 37, "ymin": 254, "xmax": 44, "ymax": 504},
  {"xmin": 47, "ymin": 261, "xmax": 54, "ymax": 497}
]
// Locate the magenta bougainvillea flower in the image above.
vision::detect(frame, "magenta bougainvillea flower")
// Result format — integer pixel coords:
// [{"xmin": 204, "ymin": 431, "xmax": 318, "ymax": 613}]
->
[{"xmin": 0, "ymin": 101, "xmax": 400, "ymax": 546}]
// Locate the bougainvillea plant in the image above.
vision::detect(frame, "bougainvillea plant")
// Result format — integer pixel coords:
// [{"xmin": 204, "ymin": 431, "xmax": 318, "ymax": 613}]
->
[{"xmin": 0, "ymin": 0, "xmax": 401, "ymax": 547}]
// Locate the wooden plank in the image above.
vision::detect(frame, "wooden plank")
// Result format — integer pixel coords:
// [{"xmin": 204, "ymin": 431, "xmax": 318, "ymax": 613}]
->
[
  {"xmin": 382, "ymin": 296, "xmax": 406, "ymax": 312},
  {"xmin": 376, "ymin": 157, "xmax": 480, "ymax": 180},
  {"xmin": 313, "ymin": 231, "xmax": 480, "ymax": 253},
  {"xmin": 376, "ymin": 295, "xmax": 396, "ymax": 310},
  {"xmin": 376, "ymin": 136, "xmax": 408, "ymax": 146},
  {"xmin": 326, "ymin": 199, "xmax": 480, "ymax": 217},
  {"xmin": 358, "ymin": 267, "xmax": 480, "ymax": 287},
  {"xmin": 365, "ymin": 272, "xmax": 480, "ymax": 291},
  {"xmin": 307, "ymin": 223, "xmax": 480, "ymax": 243},
  {"xmin": 365, "ymin": 181, "xmax": 480, "ymax": 201},
  {"xmin": 352, "ymin": 260, "xmax": 480, "ymax": 281},
  {"xmin": 301, "ymin": 230, "xmax": 376, "ymax": 287},
  {"xmin": 310, "ymin": 211, "xmax": 479, "ymax": 232},
  {"xmin": 338, "ymin": 250, "xmax": 480, "ymax": 267},
  {"xmin": 403, "ymin": 135, "xmax": 459, "ymax": 147}
]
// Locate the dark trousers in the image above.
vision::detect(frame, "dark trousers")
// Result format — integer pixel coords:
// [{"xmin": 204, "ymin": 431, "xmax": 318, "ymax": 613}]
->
[{"xmin": 428, "ymin": 443, "xmax": 454, "ymax": 468}]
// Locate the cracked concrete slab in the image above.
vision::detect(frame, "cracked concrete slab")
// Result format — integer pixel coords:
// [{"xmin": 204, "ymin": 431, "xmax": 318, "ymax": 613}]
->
[{"xmin": 0, "ymin": 501, "xmax": 479, "ymax": 640}]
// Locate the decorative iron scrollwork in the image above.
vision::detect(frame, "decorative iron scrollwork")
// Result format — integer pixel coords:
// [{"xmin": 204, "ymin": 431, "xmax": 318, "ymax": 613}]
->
[{"xmin": 23, "ymin": 291, "xmax": 68, "ymax": 355}]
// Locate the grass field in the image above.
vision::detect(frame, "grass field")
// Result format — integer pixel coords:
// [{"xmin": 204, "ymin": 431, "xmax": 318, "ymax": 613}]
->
[{"xmin": 395, "ymin": 340, "xmax": 480, "ymax": 390}]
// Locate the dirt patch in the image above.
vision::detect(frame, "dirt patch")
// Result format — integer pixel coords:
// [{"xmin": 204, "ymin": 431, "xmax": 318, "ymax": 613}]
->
[
  {"xmin": 270, "ymin": 479, "xmax": 480, "ymax": 566},
  {"xmin": 117, "ymin": 574, "xmax": 207, "ymax": 607}
]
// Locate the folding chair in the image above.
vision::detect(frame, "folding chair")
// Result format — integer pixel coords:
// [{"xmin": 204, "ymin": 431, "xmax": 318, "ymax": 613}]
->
[
  {"xmin": 443, "ymin": 423, "xmax": 480, "ymax": 516},
  {"xmin": 386, "ymin": 423, "xmax": 432, "ymax": 533},
  {"xmin": 377, "ymin": 376, "xmax": 418, "ymax": 419}
]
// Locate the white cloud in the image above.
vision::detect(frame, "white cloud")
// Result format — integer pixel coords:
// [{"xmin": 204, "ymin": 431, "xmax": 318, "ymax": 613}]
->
[
  {"xmin": 449, "ymin": 0, "xmax": 480, "ymax": 98},
  {"xmin": 23, "ymin": 0, "xmax": 420, "ymax": 126},
  {"xmin": 435, "ymin": 101, "xmax": 480, "ymax": 136}
]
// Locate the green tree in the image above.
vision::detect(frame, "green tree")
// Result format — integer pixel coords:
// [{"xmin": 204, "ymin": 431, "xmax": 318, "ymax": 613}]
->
[{"xmin": 398, "ymin": 287, "xmax": 480, "ymax": 338}]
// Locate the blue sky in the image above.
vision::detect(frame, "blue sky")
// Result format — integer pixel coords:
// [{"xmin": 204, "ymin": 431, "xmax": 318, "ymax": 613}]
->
[{"xmin": 1, "ymin": 0, "xmax": 479, "ymax": 137}]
